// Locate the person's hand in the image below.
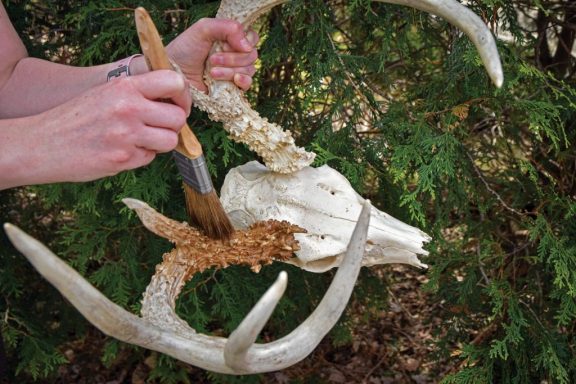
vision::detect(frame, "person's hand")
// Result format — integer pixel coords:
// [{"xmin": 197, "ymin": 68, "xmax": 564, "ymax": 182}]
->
[
  {"xmin": 17, "ymin": 70, "xmax": 190, "ymax": 185},
  {"xmin": 166, "ymin": 18, "xmax": 259, "ymax": 92}
]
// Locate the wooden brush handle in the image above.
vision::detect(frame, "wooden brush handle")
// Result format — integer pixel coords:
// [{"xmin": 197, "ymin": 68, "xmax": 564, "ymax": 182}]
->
[{"xmin": 135, "ymin": 7, "xmax": 202, "ymax": 159}]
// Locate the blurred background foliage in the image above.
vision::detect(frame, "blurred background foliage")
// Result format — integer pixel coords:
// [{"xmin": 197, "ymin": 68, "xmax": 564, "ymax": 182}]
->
[{"xmin": 0, "ymin": 0, "xmax": 575, "ymax": 383}]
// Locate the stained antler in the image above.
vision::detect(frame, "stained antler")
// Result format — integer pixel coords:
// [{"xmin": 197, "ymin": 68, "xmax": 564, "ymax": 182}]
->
[
  {"xmin": 3, "ymin": 0, "xmax": 503, "ymax": 375},
  {"xmin": 3, "ymin": 198, "xmax": 370, "ymax": 374},
  {"xmin": 191, "ymin": 0, "xmax": 504, "ymax": 174}
]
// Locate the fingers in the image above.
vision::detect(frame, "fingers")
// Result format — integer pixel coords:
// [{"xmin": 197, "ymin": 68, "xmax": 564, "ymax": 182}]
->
[
  {"xmin": 209, "ymin": 49, "xmax": 258, "ymax": 70},
  {"xmin": 134, "ymin": 127, "xmax": 179, "ymax": 153},
  {"xmin": 245, "ymin": 30, "xmax": 260, "ymax": 47},
  {"xmin": 207, "ymin": 66, "xmax": 255, "ymax": 90},
  {"xmin": 166, "ymin": 18, "xmax": 259, "ymax": 92},
  {"xmin": 212, "ymin": 29, "xmax": 259, "ymax": 56},
  {"xmin": 209, "ymin": 53, "xmax": 257, "ymax": 90},
  {"xmin": 233, "ymin": 73, "xmax": 253, "ymax": 91},
  {"xmin": 198, "ymin": 18, "xmax": 254, "ymax": 53},
  {"xmin": 105, "ymin": 71, "xmax": 189, "ymax": 155},
  {"xmin": 127, "ymin": 74, "xmax": 187, "ymax": 151},
  {"xmin": 210, "ymin": 65, "xmax": 256, "ymax": 80},
  {"xmin": 138, "ymin": 101, "xmax": 187, "ymax": 133},
  {"xmin": 208, "ymin": 28, "xmax": 259, "ymax": 90},
  {"xmin": 129, "ymin": 70, "xmax": 192, "ymax": 115}
]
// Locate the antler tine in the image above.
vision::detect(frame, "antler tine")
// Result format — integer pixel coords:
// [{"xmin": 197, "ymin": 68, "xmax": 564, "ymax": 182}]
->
[
  {"xmin": 2, "ymin": 198, "xmax": 370, "ymax": 375},
  {"xmin": 3, "ymin": 222, "xmax": 231, "ymax": 373},
  {"xmin": 383, "ymin": 0, "xmax": 503, "ymax": 87},
  {"xmin": 191, "ymin": 0, "xmax": 503, "ymax": 175},
  {"xmin": 224, "ymin": 271, "xmax": 288, "ymax": 370},
  {"xmin": 216, "ymin": 0, "xmax": 502, "ymax": 87},
  {"xmin": 222, "ymin": 199, "xmax": 371, "ymax": 373},
  {"xmin": 2, "ymin": 223, "xmax": 153, "ymax": 341}
]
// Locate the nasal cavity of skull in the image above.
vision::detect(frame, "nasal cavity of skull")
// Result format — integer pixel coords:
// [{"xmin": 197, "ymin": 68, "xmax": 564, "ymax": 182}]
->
[{"xmin": 318, "ymin": 183, "xmax": 338, "ymax": 196}]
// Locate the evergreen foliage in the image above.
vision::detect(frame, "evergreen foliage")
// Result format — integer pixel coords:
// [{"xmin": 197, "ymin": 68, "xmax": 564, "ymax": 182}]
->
[{"xmin": 1, "ymin": 0, "xmax": 574, "ymax": 382}]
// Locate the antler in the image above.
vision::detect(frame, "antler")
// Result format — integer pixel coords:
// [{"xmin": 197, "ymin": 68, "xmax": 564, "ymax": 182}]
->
[
  {"xmin": 2, "ymin": 0, "xmax": 502, "ymax": 375},
  {"xmin": 3, "ymin": 198, "xmax": 371, "ymax": 374},
  {"xmin": 190, "ymin": 0, "xmax": 504, "ymax": 174}
]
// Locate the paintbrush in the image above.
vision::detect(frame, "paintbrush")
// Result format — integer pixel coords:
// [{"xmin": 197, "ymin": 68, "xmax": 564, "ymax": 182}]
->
[{"xmin": 135, "ymin": 7, "xmax": 234, "ymax": 240}]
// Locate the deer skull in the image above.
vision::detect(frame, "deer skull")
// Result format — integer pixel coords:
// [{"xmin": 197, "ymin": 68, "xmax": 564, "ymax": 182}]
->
[
  {"xmin": 221, "ymin": 161, "xmax": 430, "ymax": 272},
  {"xmin": 3, "ymin": 0, "xmax": 503, "ymax": 375}
]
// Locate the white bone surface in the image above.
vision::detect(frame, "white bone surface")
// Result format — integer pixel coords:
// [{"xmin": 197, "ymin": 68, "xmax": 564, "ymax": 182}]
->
[
  {"xmin": 2, "ymin": 0, "xmax": 504, "ymax": 375},
  {"xmin": 221, "ymin": 161, "xmax": 431, "ymax": 272}
]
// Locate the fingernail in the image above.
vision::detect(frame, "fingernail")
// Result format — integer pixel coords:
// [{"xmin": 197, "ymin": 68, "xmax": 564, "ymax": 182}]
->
[
  {"xmin": 234, "ymin": 73, "xmax": 250, "ymax": 90},
  {"xmin": 240, "ymin": 38, "xmax": 252, "ymax": 52},
  {"xmin": 246, "ymin": 30, "xmax": 258, "ymax": 45},
  {"xmin": 176, "ymin": 74, "xmax": 186, "ymax": 89}
]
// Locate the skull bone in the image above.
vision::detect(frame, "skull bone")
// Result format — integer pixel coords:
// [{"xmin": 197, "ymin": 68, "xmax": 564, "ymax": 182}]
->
[{"xmin": 220, "ymin": 161, "xmax": 430, "ymax": 273}]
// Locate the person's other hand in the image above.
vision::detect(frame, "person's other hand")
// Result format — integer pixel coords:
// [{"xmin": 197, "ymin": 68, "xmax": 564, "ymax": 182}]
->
[
  {"xmin": 166, "ymin": 18, "xmax": 259, "ymax": 92},
  {"xmin": 24, "ymin": 70, "xmax": 190, "ymax": 184}
]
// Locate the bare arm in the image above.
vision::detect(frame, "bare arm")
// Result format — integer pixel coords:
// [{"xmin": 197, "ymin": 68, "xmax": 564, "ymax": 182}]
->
[
  {"xmin": 0, "ymin": 2, "xmax": 27, "ymax": 95},
  {"xmin": 0, "ymin": 55, "xmax": 155, "ymax": 118},
  {"xmin": 0, "ymin": 3, "xmax": 154, "ymax": 118},
  {"xmin": 0, "ymin": 3, "xmax": 258, "ymax": 190},
  {"xmin": 0, "ymin": 3, "xmax": 188, "ymax": 189},
  {"xmin": 0, "ymin": 4, "xmax": 258, "ymax": 119}
]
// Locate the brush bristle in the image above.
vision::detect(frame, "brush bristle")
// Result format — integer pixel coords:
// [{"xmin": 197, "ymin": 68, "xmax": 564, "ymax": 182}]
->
[{"xmin": 183, "ymin": 183, "xmax": 234, "ymax": 240}]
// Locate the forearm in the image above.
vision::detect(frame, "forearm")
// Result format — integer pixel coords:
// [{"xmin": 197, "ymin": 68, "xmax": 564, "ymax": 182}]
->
[
  {"xmin": 0, "ymin": 114, "xmax": 43, "ymax": 190},
  {"xmin": 0, "ymin": 55, "xmax": 149, "ymax": 118}
]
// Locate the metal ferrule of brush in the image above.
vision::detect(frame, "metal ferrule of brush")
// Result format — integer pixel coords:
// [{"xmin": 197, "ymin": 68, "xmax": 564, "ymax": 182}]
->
[{"xmin": 172, "ymin": 151, "xmax": 214, "ymax": 195}]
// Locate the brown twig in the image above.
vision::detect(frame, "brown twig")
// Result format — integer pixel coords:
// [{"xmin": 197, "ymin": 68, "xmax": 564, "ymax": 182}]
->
[{"xmin": 465, "ymin": 150, "xmax": 525, "ymax": 216}]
